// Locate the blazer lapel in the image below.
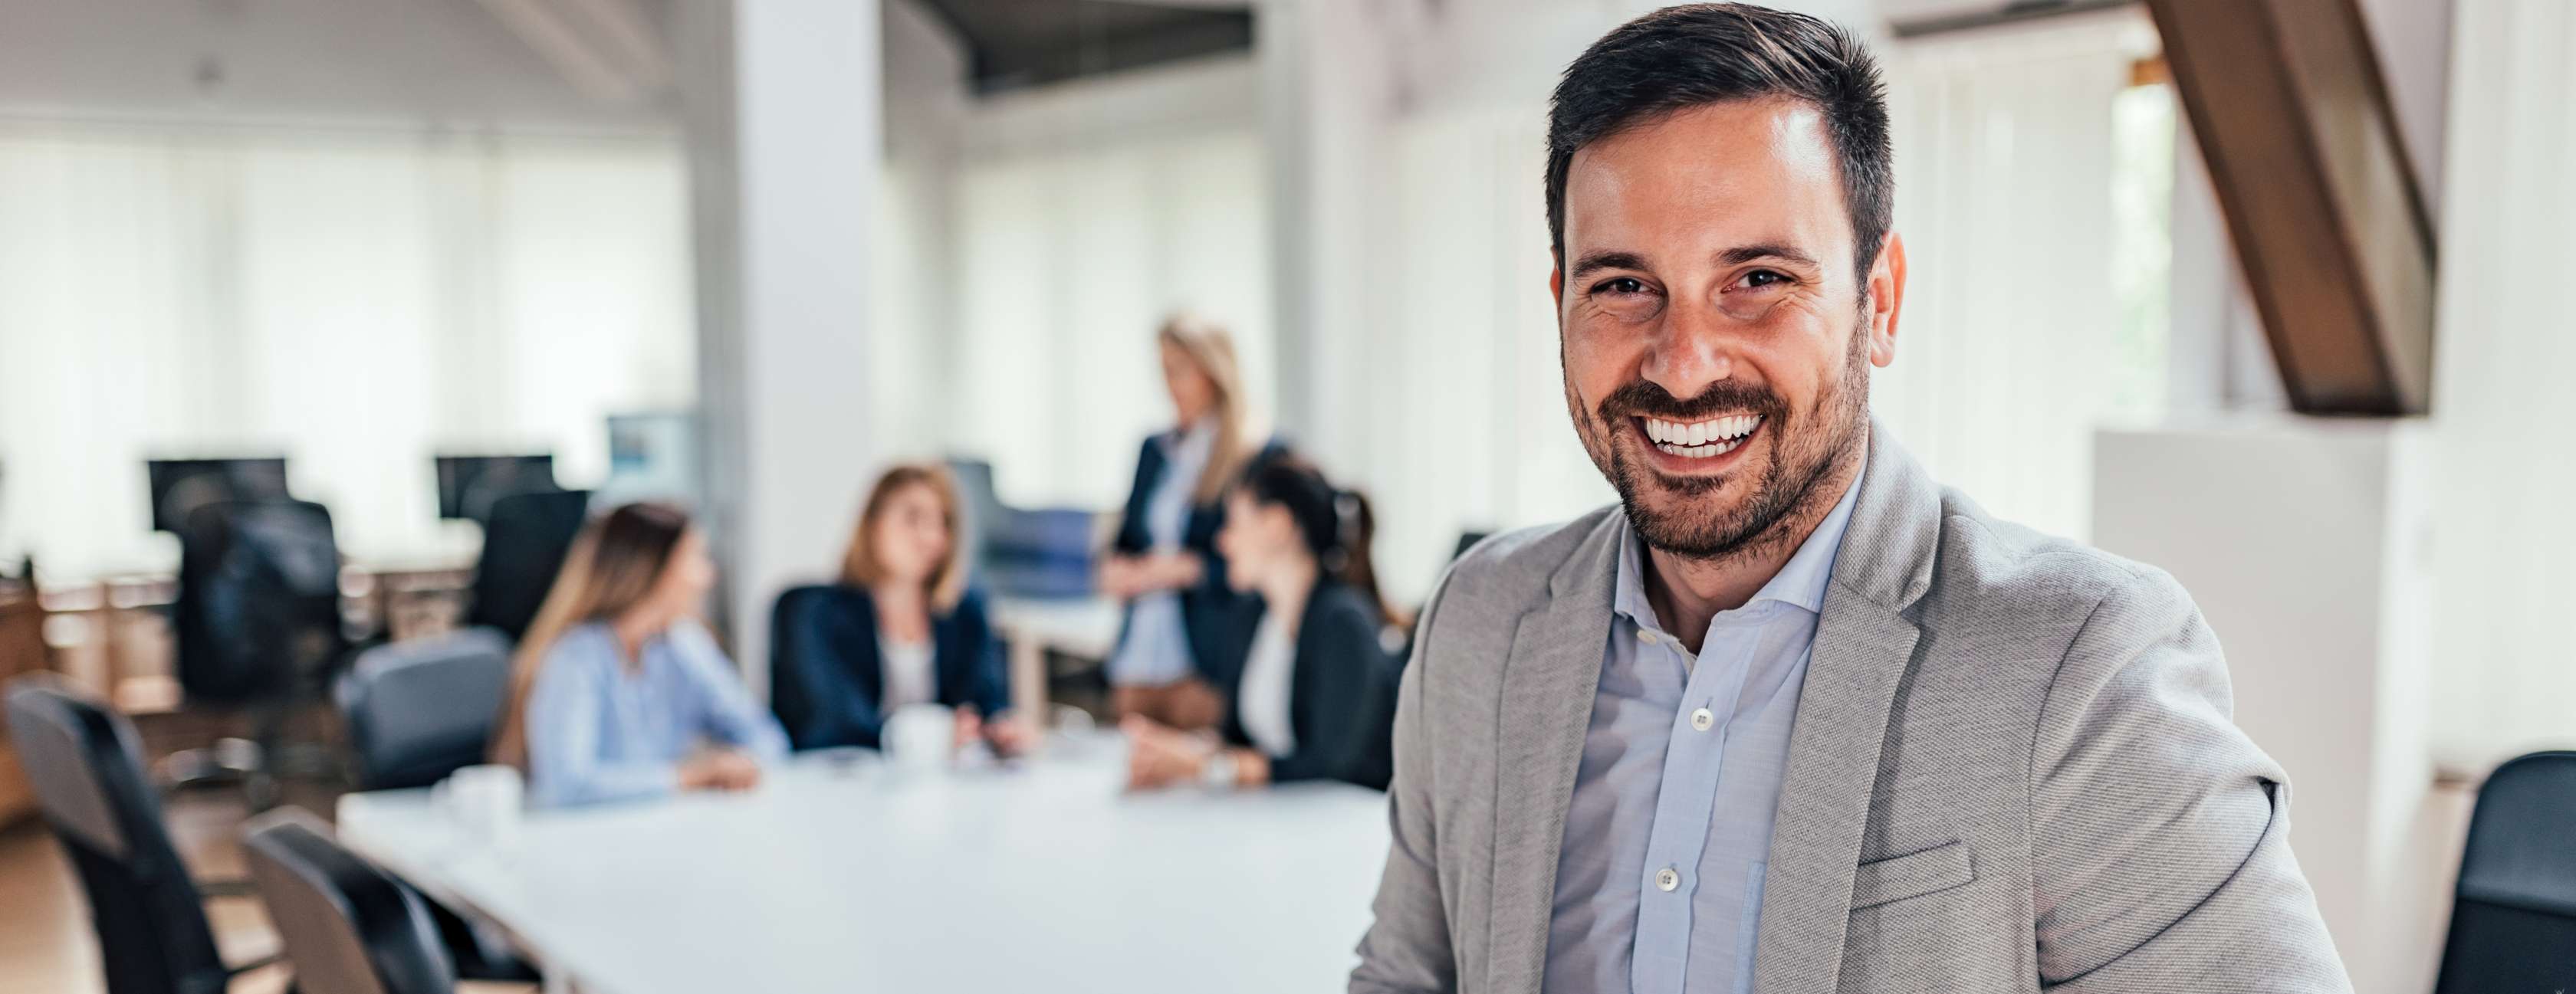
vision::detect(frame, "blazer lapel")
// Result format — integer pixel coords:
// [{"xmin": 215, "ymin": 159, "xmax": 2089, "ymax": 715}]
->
[
  {"xmin": 1750, "ymin": 599, "xmax": 1919, "ymax": 994},
  {"xmin": 1485, "ymin": 515, "xmax": 1621, "ymax": 994},
  {"xmin": 1753, "ymin": 423, "xmax": 1943, "ymax": 994}
]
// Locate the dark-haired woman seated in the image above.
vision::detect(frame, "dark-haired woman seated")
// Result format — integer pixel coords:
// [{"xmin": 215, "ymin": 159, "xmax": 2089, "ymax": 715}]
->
[
  {"xmin": 1123, "ymin": 456, "xmax": 1401, "ymax": 791},
  {"xmin": 770, "ymin": 464, "xmax": 1031, "ymax": 756}
]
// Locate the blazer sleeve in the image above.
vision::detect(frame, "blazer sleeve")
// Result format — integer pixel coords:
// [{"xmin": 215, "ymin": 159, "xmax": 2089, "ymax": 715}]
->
[
  {"xmin": 1349, "ymin": 569, "xmax": 1460, "ymax": 994},
  {"xmin": 2029, "ymin": 570, "xmax": 2352, "ymax": 992},
  {"xmin": 950, "ymin": 591, "xmax": 1014, "ymax": 717},
  {"xmin": 1112, "ymin": 437, "xmax": 1161, "ymax": 555},
  {"xmin": 1267, "ymin": 595, "xmax": 1398, "ymax": 789},
  {"xmin": 770, "ymin": 593, "xmax": 888, "ymax": 750}
]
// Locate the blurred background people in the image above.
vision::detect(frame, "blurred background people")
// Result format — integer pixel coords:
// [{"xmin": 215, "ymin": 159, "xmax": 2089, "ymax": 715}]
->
[
  {"xmin": 1096, "ymin": 316, "xmax": 1270, "ymax": 730},
  {"xmin": 491, "ymin": 501, "xmax": 787, "ymax": 808},
  {"xmin": 1125, "ymin": 455, "xmax": 1399, "ymax": 792},
  {"xmin": 770, "ymin": 464, "xmax": 1026, "ymax": 755}
]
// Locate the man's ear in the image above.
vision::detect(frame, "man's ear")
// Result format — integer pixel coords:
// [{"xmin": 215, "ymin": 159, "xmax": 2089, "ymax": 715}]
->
[
  {"xmin": 1866, "ymin": 231, "xmax": 1907, "ymax": 368},
  {"xmin": 1550, "ymin": 264, "xmax": 1566, "ymax": 310}
]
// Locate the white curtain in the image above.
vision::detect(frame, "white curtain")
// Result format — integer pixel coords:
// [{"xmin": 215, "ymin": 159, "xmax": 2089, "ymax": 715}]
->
[
  {"xmin": 950, "ymin": 128, "xmax": 1276, "ymax": 511},
  {"xmin": 0, "ymin": 120, "xmax": 693, "ymax": 578},
  {"xmin": 2428, "ymin": 0, "xmax": 2576, "ymax": 763},
  {"xmin": 1878, "ymin": 11, "xmax": 2165, "ymax": 542}
]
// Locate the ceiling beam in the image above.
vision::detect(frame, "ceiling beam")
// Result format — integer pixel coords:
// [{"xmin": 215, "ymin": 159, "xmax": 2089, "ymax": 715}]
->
[{"xmin": 2146, "ymin": 0, "xmax": 2436, "ymax": 415}]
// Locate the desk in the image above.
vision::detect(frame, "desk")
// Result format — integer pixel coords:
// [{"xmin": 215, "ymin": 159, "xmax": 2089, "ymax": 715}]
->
[
  {"xmin": 335, "ymin": 740, "xmax": 1392, "ymax": 994},
  {"xmin": 988, "ymin": 596, "xmax": 1123, "ymax": 721}
]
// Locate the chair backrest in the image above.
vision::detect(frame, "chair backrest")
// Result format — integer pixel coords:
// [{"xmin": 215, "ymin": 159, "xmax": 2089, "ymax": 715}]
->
[
  {"xmin": 2, "ymin": 676, "xmax": 228, "ymax": 994},
  {"xmin": 2434, "ymin": 750, "xmax": 2576, "ymax": 993},
  {"xmin": 466, "ymin": 489, "xmax": 592, "ymax": 641},
  {"xmin": 240, "ymin": 808, "xmax": 456, "ymax": 994},
  {"xmin": 173, "ymin": 498, "xmax": 344, "ymax": 704},
  {"xmin": 334, "ymin": 628, "xmax": 514, "ymax": 790}
]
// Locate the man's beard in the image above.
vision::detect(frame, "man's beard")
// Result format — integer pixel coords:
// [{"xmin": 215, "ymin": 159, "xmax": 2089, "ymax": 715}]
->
[{"xmin": 1572, "ymin": 320, "xmax": 1872, "ymax": 563}]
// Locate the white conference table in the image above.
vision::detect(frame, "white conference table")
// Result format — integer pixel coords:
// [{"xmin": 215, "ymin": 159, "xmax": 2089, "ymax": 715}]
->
[{"xmin": 335, "ymin": 737, "xmax": 1392, "ymax": 994}]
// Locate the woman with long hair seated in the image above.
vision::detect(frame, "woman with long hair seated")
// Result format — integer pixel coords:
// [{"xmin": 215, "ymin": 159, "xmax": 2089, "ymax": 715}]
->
[
  {"xmin": 769, "ymin": 464, "xmax": 1030, "ymax": 755},
  {"xmin": 1122, "ymin": 455, "xmax": 1401, "ymax": 791},
  {"xmin": 490, "ymin": 501, "xmax": 787, "ymax": 807}
]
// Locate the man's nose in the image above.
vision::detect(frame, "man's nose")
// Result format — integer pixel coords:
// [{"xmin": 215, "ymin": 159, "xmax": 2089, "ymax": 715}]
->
[{"xmin": 1641, "ymin": 304, "xmax": 1737, "ymax": 398}]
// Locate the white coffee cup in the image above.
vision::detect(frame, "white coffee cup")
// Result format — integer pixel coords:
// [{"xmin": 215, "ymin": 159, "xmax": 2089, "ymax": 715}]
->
[
  {"xmin": 442, "ymin": 764, "xmax": 524, "ymax": 848},
  {"xmin": 882, "ymin": 704, "xmax": 955, "ymax": 773}
]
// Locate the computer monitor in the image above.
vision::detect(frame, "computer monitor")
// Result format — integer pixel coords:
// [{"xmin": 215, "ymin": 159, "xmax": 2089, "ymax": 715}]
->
[
  {"xmin": 146, "ymin": 458, "xmax": 293, "ymax": 534},
  {"xmin": 434, "ymin": 454, "xmax": 561, "ymax": 524}
]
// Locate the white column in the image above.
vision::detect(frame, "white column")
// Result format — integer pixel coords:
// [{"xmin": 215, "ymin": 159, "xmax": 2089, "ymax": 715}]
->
[
  {"xmin": 678, "ymin": 0, "xmax": 882, "ymax": 691},
  {"xmin": 2093, "ymin": 418, "xmax": 2445, "ymax": 994}
]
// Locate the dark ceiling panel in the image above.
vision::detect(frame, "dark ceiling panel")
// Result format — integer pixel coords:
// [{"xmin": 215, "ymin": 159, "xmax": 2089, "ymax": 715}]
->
[{"xmin": 918, "ymin": 0, "xmax": 1254, "ymax": 94}]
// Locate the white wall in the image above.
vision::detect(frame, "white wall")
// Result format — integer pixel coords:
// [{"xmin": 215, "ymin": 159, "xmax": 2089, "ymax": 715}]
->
[
  {"xmin": 2425, "ymin": 0, "xmax": 2576, "ymax": 766},
  {"xmin": 872, "ymin": 0, "xmax": 971, "ymax": 464},
  {"xmin": 0, "ymin": 0, "xmax": 669, "ymax": 132},
  {"xmin": 947, "ymin": 56, "xmax": 1276, "ymax": 511}
]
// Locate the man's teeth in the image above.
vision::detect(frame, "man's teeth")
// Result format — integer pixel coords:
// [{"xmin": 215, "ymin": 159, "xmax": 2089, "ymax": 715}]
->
[{"xmin": 1644, "ymin": 414, "xmax": 1761, "ymax": 458}]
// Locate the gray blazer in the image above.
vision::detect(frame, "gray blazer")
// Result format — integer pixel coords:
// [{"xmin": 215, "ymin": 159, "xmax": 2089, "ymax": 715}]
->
[{"xmin": 1350, "ymin": 426, "xmax": 2351, "ymax": 993}]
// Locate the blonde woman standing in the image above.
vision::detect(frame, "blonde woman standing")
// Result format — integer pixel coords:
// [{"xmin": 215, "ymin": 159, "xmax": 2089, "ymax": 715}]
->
[{"xmin": 1097, "ymin": 315, "xmax": 1273, "ymax": 729}]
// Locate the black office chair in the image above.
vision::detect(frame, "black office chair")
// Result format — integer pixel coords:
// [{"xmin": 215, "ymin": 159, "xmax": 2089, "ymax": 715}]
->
[
  {"xmin": 240, "ymin": 807, "xmax": 459, "ymax": 994},
  {"xmin": 335, "ymin": 628, "xmax": 513, "ymax": 790},
  {"xmin": 168, "ymin": 498, "xmax": 349, "ymax": 802},
  {"xmin": 466, "ymin": 490, "xmax": 591, "ymax": 642},
  {"xmin": 2433, "ymin": 750, "xmax": 2576, "ymax": 992},
  {"xmin": 3, "ymin": 675, "xmax": 278, "ymax": 994}
]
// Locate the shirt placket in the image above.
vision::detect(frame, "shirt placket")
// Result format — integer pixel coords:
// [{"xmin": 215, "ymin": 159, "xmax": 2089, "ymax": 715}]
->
[{"xmin": 1626, "ymin": 611, "xmax": 1765, "ymax": 994}]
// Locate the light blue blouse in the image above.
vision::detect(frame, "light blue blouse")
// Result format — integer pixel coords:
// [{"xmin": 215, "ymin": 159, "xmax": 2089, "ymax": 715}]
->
[{"xmin": 524, "ymin": 619, "xmax": 789, "ymax": 808}]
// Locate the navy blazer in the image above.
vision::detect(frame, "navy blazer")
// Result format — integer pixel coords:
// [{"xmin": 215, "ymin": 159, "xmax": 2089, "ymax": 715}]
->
[
  {"xmin": 1112, "ymin": 433, "xmax": 1277, "ymax": 689},
  {"xmin": 768, "ymin": 585, "xmax": 1010, "ymax": 751},
  {"xmin": 1217, "ymin": 579, "xmax": 1400, "ymax": 791}
]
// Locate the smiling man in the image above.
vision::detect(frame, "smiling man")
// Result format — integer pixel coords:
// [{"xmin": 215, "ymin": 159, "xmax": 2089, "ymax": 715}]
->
[{"xmin": 1348, "ymin": 5, "xmax": 2351, "ymax": 994}]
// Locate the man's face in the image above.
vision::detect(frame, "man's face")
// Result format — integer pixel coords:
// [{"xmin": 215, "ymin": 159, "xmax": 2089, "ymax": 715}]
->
[{"xmin": 1554, "ymin": 97, "xmax": 1904, "ymax": 560}]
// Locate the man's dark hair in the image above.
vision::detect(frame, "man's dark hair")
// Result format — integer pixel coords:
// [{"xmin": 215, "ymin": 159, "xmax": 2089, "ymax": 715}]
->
[{"xmin": 1546, "ymin": 4, "xmax": 1893, "ymax": 280}]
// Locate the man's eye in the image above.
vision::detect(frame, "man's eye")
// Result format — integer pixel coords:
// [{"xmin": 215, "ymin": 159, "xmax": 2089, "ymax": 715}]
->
[
  {"xmin": 1594, "ymin": 277, "xmax": 1649, "ymax": 296},
  {"xmin": 1740, "ymin": 270, "xmax": 1790, "ymax": 289}
]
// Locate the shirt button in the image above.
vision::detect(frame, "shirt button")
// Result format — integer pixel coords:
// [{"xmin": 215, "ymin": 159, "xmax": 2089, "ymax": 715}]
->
[
  {"xmin": 1636, "ymin": 629, "xmax": 1658, "ymax": 645},
  {"xmin": 1690, "ymin": 707, "xmax": 1714, "ymax": 732},
  {"xmin": 1655, "ymin": 867, "xmax": 1681, "ymax": 891}
]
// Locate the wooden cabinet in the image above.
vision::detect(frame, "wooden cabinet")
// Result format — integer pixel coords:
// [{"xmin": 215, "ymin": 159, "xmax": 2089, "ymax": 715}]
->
[{"xmin": 0, "ymin": 581, "xmax": 44, "ymax": 826}]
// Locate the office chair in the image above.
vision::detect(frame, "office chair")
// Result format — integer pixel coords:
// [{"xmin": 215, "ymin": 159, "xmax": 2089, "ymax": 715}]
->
[
  {"xmin": 466, "ymin": 490, "xmax": 591, "ymax": 642},
  {"xmin": 335, "ymin": 628, "xmax": 513, "ymax": 790},
  {"xmin": 168, "ymin": 498, "xmax": 349, "ymax": 804},
  {"xmin": 239, "ymin": 807, "xmax": 458, "ymax": 994},
  {"xmin": 3, "ymin": 676, "xmax": 278, "ymax": 994},
  {"xmin": 2433, "ymin": 750, "xmax": 2576, "ymax": 992}
]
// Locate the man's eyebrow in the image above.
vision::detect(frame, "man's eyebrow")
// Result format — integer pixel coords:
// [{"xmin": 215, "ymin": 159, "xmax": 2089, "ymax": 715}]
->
[
  {"xmin": 1567, "ymin": 251, "xmax": 1648, "ymax": 280},
  {"xmin": 1717, "ymin": 244, "xmax": 1822, "ymax": 268}
]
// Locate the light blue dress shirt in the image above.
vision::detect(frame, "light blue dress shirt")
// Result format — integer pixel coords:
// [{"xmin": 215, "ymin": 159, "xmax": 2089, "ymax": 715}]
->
[
  {"xmin": 1106, "ymin": 422, "xmax": 1212, "ymax": 687},
  {"xmin": 1544, "ymin": 466, "xmax": 1864, "ymax": 994},
  {"xmin": 525, "ymin": 619, "xmax": 789, "ymax": 808}
]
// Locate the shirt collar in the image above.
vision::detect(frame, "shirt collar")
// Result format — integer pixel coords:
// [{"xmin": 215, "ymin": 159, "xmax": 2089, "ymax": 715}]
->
[{"xmin": 1613, "ymin": 452, "xmax": 1868, "ymax": 632}]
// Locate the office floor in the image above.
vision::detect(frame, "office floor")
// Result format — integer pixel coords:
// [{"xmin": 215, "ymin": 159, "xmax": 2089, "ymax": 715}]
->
[{"xmin": 0, "ymin": 705, "xmax": 344, "ymax": 994}]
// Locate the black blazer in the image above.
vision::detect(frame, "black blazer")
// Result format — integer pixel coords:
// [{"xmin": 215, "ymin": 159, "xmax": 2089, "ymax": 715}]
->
[
  {"xmin": 1110, "ymin": 433, "xmax": 1278, "ymax": 688},
  {"xmin": 768, "ymin": 585, "xmax": 1010, "ymax": 751},
  {"xmin": 1218, "ymin": 579, "xmax": 1400, "ymax": 791}
]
